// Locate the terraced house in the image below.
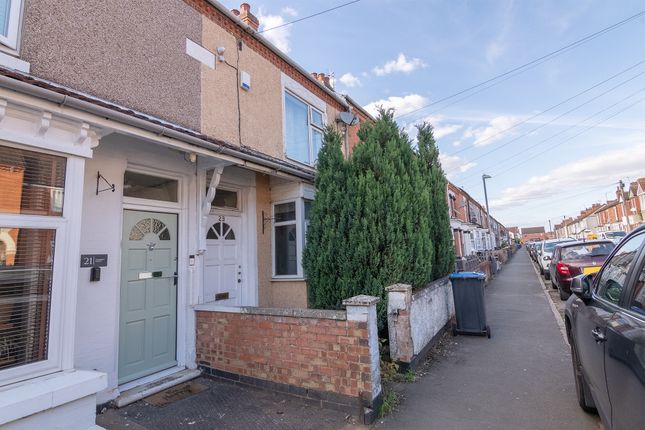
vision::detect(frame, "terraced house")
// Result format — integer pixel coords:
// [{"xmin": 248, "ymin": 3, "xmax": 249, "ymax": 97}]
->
[{"xmin": 0, "ymin": 1, "xmax": 370, "ymax": 428}]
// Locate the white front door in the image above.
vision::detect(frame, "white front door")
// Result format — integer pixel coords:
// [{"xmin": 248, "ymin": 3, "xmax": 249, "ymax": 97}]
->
[{"xmin": 203, "ymin": 215, "xmax": 242, "ymax": 305}]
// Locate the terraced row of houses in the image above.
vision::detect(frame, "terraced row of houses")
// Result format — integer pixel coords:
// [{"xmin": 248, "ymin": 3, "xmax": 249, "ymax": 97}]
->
[
  {"xmin": 554, "ymin": 178, "xmax": 645, "ymax": 238},
  {"xmin": 447, "ymin": 181, "xmax": 508, "ymax": 258}
]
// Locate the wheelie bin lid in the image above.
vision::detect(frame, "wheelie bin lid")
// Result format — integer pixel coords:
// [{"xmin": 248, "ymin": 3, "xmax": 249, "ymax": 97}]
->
[{"xmin": 449, "ymin": 271, "xmax": 486, "ymax": 280}]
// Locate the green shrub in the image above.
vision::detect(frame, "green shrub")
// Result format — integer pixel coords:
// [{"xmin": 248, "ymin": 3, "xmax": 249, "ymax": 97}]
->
[{"xmin": 303, "ymin": 110, "xmax": 453, "ymax": 329}]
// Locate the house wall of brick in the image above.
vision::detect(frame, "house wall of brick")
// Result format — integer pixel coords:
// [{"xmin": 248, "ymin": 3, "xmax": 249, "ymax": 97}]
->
[
  {"xmin": 21, "ymin": 0, "xmax": 202, "ymax": 130},
  {"xmin": 195, "ymin": 298, "xmax": 382, "ymax": 422}
]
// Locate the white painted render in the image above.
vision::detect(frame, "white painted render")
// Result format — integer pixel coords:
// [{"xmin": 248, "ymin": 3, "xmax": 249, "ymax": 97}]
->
[
  {"xmin": 0, "ymin": 93, "xmax": 104, "ymax": 429},
  {"xmin": 74, "ymin": 135, "xmax": 260, "ymax": 403},
  {"xmin": 409, "ymin": 279, "xmax": 454, "ymax": 356}
]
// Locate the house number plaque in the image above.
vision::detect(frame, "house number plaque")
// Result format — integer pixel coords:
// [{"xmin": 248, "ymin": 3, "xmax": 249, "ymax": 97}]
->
[{"xmin": 80, "ymin": 254, "xmax": 108, "ymax": 268}]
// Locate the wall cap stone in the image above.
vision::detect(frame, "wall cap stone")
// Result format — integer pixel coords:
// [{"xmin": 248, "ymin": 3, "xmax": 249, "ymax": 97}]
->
[
  {"xmin": 343, "ymin": 295, "xmax": 380, "ymax": 307},
  {"xmin": 194, "ymin": 304, "xmax": 346, "ymax": 320},
  {"xmin": 385, "ymin": 283, "xmax": 412, "ymax": 293}
]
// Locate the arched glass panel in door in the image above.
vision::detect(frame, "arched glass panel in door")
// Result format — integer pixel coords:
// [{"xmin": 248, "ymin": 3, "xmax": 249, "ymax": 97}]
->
[
  {"xmin": 128, "ymin": 218, "xmax": 171, "ymax": 241},
  {"xmin": 206, "ymin": 222, "xmax": 236, "ymax": 240}
]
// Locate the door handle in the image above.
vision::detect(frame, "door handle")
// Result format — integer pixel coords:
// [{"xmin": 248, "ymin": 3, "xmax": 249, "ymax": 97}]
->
[
  {"xmin": 591, "ymin": 328, "xmax": 606, "ymax": 343},
  {"xmin": 173, "ymin": 272, "xmax": 178, "ymax": 286}
]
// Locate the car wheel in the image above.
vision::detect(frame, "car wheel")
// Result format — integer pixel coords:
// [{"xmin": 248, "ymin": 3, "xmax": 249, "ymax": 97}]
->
[
  {"xmin": 570, "ymin": 341, "xmax": 597, "ymax": 413},
  {"xmin": 544, "ymin": 271, "xmax": 550, "ymax": 281}
]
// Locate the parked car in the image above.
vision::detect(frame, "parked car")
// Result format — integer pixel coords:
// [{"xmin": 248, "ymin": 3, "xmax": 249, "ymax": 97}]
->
[
  {"xmin": 549, "ymin": 240, "xmax": 615, "ymax": 300},
  {"xmin": 565, "ymin": 225, "xmax": 645, "ymax": 430},
  {"xmin": 538, "ymin": 238, "xmax": 575, "ymax": 279},
  {"xmin": 598, "ymin": 231, "xmax": 627, "ymax": 244},
  {"xmin": 530, "ymin": 240, "xmax": 543, "ymax": 262}
]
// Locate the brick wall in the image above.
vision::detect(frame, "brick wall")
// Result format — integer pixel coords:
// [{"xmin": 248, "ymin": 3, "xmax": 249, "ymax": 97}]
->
[{"xmin": 195, "ymin": 297, "xmax": 382, "ymax": 423}]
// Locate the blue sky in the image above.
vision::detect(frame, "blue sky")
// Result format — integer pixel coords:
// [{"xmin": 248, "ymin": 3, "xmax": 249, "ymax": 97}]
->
[{"xmin": 223, "ymin": 0, "xmax": 645, "ymax": 230}]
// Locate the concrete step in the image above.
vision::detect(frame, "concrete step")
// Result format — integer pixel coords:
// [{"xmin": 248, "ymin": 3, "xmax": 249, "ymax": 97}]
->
[{"xmin": 115, "ymin": 368, "xmax": 202, "ymax": 408}]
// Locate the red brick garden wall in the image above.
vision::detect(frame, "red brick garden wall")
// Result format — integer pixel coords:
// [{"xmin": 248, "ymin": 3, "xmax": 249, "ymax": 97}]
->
[{"xmin": 195, "ymin": 309, "xmax": 374, "ymax": 399}]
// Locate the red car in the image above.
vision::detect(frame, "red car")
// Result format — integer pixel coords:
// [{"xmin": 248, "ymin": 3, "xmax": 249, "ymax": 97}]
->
[{"xmin": 549, "ymin": 240, "xmax": 615, "ymax": 300}]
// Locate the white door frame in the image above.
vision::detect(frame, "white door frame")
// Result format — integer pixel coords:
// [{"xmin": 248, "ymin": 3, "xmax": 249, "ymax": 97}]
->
[
  {"xmin": 198, "ymin": 171, "xmax": 258, "ymax": 307},
  {"xmin": 116, "ymin": 166, "xmax": 190, "ymax": 386}
]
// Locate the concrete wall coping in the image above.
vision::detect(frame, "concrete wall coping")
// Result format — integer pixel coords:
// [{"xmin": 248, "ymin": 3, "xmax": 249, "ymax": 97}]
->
[
  {"xmin": 342, "ymin": 295, "xmax": 380, "ymax": 307},
  {"xmin": 194, "ymin": 304, "xmax": 347, "ymax": 320},
  {"xmin": 385, "ymin": 283, "xmax": 412, "ymax": 293}
]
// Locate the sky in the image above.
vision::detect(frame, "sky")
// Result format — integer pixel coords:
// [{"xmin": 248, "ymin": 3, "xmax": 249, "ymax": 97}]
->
[{"xmin": 222, "ymin": 0, "xmax": 645, "ymax": 230}]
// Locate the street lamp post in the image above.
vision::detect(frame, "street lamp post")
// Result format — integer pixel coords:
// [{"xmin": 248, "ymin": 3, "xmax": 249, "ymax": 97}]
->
[{"xmin": 482, "ymin": 174, "xmax": 492, "ymax": 249}]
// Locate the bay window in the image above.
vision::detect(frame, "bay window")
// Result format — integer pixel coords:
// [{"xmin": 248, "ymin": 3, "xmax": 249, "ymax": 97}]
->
[
  {"xmin": 273, "ymin": 198, "xmax": 312, "ymax": 278},
  {"xmin": 284, "ymin": 91, "xmax": 325, "ymax": 166},
  {"xmin": 0, "ymin": 144, "xmax": 68, "ymax": 384}
]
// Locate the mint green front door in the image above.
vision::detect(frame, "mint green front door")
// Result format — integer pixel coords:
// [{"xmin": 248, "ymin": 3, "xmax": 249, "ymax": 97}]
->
[{"xmin": 119, "ymin": 210, "xmax": 178, "ymax": 384}]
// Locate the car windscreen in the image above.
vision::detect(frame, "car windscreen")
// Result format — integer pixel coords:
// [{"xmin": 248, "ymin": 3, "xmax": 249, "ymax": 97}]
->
[
  {"xmin": 560, "ymin": 242, "xmax": 615, "ymax": 260},
  {"xmin": 544, "ymin": 242, "xmax": 560, "ymax": 252},
  {"xmin": 605, "ymin": 232, "xmax": 626, "ymax": 238}
]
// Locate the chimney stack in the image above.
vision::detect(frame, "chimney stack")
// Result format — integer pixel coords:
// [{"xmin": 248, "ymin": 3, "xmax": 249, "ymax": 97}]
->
[
  {"xmin": 234, "ymin": 3, "xmax": 259, "ymax": 31},
  {"xmin": 238, "ymin": 3, "xmax": 260, "ymax": 31}
]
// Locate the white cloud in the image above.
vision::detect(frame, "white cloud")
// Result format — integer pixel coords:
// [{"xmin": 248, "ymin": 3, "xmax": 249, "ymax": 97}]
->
[
  {"xmin": 363, "ymin": 94, "xmax": 428, "ymax": 117},
  {"xmin": 434, "ymin": 124, "xmax": 463, "ymax": 139},
  {"xmin": 404, "ymin": 114, "xmax": 463, "ymax": 143},
  {"xmin": 257, "ymin": 9, "xmax": 296, "ymax": 53},
  {"xmin": 281, "ymin": 7, "xmax": 298, "ymax": 17},
  {"xmin": 373, "ymin": 53, "xmax": 426, "ymax": 76},
  {"xmin": 463, "ymin": 115, "xmax": 520, "ymax": 146},
  {"xmin": 486, "ymin": 41, "xmax": 506, "ymax": 64},
  {"xmin": 489, "ymin": 143, "xmax": 645, "ymax": 210},
  {"xmin": 485, "ymin": 1, "xmax": 514, "ymax": 64},
  {"xmin": 339, "ymin": 72, "xmax": 361, "ymax": 88},
  {"xmin": 439, "ymin": 153, "xmax": 476, "ymax": 179}
]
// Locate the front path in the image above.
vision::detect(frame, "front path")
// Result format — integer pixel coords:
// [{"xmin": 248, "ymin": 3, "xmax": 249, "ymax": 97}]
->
[{"xmin": 378, "ymin": 249, "xmax": 601, "ymax": 430}]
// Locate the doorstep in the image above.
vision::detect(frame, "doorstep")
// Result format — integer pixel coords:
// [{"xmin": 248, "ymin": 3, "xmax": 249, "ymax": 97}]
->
[{"xmin": 114, "ymin": 368, "xmax": 201, "ymax": 408}]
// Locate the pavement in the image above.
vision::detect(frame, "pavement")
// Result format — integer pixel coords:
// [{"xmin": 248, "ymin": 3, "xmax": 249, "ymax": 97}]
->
[
  {"xmin": 97, "ymin": 377, "xmax": 361, "ymax": 430},
  {"xmin": 98, "ymin": 248, "xmax": 601, "ymax": 430},
  {"xmin": 377, "ymin": 248, "xmax": 601, "ymax": 430}
]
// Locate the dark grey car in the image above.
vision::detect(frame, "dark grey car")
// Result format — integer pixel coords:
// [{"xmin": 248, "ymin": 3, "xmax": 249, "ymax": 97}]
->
[{"xmin": 565, "ymin": 225, "xmax": 645, "ymax": 430}]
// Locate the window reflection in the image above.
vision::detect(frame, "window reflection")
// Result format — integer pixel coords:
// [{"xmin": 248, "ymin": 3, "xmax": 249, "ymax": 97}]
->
[
  {"xmin": 0, "ymin": 227, "xmax": 54, "ymax": 370},
  {"xmin": 0, "ymin": 145, "xmax": 66, "ymax": 216}
]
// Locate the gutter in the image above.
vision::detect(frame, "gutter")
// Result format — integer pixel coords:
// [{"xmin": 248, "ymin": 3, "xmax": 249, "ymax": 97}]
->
[
  {"xmin": 0, "ymin": 74, "xmax": 315, "ymax": 181},
  {"xmin": 204, "ymin": 0, "xmax": 351, "ymax": 111}
]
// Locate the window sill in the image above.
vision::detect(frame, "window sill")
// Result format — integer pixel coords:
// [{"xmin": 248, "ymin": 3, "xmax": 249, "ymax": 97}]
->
[
  {"xmin": 0, "ymin": 369, "xmax": 107, "ymax": 425},
  {"xmin": 0, "ymin": 50, "xmax": 29, "ymax": 73},
  {"xmin": 271, "ymin": 277, "xmax": 307, "ymax": 282}
]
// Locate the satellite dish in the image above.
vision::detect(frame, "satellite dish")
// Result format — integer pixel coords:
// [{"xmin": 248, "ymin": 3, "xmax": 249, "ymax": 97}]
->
[{"xmin": 338, "ymin": 111, "xmax": 359, "ymax": 126}]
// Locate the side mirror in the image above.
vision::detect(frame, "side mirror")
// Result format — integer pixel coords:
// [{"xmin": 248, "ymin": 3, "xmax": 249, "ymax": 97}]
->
[
  {"xmin": 571, "ymin": 274, "xmax": 593, "ymax": 300},
  {"xmin": 543, "ymin": 255, "xmax": 551, "ymax": 261}
]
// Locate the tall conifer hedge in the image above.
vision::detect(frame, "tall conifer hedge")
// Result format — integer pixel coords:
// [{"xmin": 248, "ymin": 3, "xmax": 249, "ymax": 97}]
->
[{"xmin": 303, "ymin": 110, "xmax": 454, "ymax": 329}]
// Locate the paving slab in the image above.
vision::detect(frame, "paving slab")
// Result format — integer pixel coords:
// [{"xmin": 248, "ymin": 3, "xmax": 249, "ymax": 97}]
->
[
  {"xmin": 377, "ymin": 249, "xmax": 601, "ymax": 430},
  {"xmin": 98, "ymin": 377, "xmax": 364, "ymax": 430}
]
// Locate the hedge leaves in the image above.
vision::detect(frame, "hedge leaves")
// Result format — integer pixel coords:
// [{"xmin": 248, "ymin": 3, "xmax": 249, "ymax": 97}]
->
[{"xmin": 303, "ymin": 110, "xmax": 453, "ymax": 329}]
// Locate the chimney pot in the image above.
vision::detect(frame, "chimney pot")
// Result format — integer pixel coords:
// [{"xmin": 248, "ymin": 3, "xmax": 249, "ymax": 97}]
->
[
  {"xmin": 237, "ymin": 3, "xmax": 259, "ymax": 31},
  {"xmin": 231, "ymin": 8, "xmax": 240, "ymax": 16}
]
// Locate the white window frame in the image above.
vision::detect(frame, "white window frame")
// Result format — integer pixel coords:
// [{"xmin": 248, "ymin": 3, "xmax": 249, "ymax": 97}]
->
[
  {"xmin": 209, "ymin": 185, "xmax": 241, "ymax": 212},
  {"xmin": 122, "ymin": 166, "xmax": 183, "ymax": 210},
  {"xmin": 0, "ymin": 0, "xmax": 23, "ymax": 50},
  {"xmin": 0, "ymin": 146, "xmax": 82, "ymax": 387},
  {"xmin": 283, "ymin": 90, "xmax": 325, "ymax": 166},
  {"xmin": 272, "ymin": 198, "xmax": 310, "ymax": 279}
]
